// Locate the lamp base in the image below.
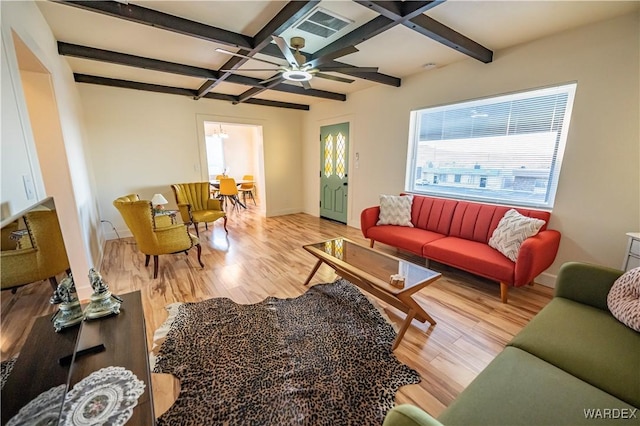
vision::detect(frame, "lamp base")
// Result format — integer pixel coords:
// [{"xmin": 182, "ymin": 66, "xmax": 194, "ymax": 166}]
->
[
  {"xmin": 84, "ymin": 291, "xmax": 122, "ymax": 320},
  {"xmin": 52, "ymin": 300, "xmax": 84, "ymax": 332}
]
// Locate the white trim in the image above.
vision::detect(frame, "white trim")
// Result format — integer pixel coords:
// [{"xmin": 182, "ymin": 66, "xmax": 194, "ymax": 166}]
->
[
  {"xmin": 104, "ymin": 228, "xmax": 133, "ymax": 241},
  {"xmin": 265, "ymin": 207, "xmax": 302, "ymax": 217},
  {"xmin": 536, "ymin": 271, "xmax": 557, "ymax": 288}
]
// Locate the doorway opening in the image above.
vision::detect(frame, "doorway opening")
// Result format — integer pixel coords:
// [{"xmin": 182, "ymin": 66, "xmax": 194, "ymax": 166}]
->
[
  {"xmin": 10, "ymin": 30, "xmax": 93, "ymax": 295},
  {"xmin": 198, "ymin": 119, "xmax": 265, "ymax": 213}
]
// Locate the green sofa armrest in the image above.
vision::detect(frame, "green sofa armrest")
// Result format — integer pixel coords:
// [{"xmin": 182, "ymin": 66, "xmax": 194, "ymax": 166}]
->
[
  {"xmin": 554, "ymin": 262, "xmax": 624, "ymax": 311},
  {"xmin": 383, "ymin": 405, "xmax": 443, "ymax": 426}
]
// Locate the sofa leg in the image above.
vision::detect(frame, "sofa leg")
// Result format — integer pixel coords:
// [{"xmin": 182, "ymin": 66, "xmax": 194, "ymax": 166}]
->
[
  {"xmin": 369, "ymin": 239, "xmax": 375, "ymax": 248},
  {"xmin": 500, "ymin": 282, "xmax": 509, "ymax": 304},
  {"xmin": 425, "ymin": 258, "xmax": 431, "ymax": 268},
  {"xmin": 528, "ymin": 281, "xmax": 535, "ymax": 286}
]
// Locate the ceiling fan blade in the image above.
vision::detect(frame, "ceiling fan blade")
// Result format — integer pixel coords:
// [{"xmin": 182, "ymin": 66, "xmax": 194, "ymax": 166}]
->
[
  {"xmin": 314, "ymin": 73, "xmax": 355, "ymax": 84},
  {"xmin": 259, "ymin": 75, "xmax": 284, "ymax": 85},
  {"xmin": 303, "ymin": 46, "xmax": 359, "ymax": 69},
  {"xmin": 215, "ymin": 48, "xmax": 282, "ymax": 67},
  {"xmin": 220, "ymin": 68, "xmax": 280, "ymax": 72},
  {"xmin": 301, "ymin": 80, "xmax": 312, "ymax": 90},
  {"xmin": 318, "ymin": 66, "xmax": 379, "ymax": 73},
  {"xmin": 272, "ymin": 35, "xmax": 300, "ymax": 68}
]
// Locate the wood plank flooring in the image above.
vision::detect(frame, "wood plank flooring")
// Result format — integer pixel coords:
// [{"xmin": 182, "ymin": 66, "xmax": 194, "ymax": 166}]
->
[{"xmin": 0, "ymin": 205, "xmax": 553, "ymax": 420}]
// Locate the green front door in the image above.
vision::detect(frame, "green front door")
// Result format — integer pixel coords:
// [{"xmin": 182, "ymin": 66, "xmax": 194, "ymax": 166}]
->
[{"xmin": 320, "ymin": 123, "xmax": 349, "ymax": 224}]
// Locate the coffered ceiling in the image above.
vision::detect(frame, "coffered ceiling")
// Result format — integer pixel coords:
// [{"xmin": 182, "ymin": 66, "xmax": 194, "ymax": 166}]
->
[{"xmin": 37, "ymin": 0, "xmax": 638, "ymax": 110}]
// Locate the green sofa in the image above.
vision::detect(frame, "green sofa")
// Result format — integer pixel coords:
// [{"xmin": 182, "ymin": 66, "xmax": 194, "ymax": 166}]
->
[{"xmin": 384, "ymin": 262, "xmax": 640, "ymax": 426}]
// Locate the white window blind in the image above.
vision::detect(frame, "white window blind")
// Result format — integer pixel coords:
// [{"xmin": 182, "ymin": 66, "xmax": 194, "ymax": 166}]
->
[{"xmin": 406, "ymin": 83, "xmax": 577, "ymax": 209}]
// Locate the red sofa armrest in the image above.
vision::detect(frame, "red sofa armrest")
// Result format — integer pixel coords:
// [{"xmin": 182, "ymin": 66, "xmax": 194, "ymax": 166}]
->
[
  {"xmin": 360, "ymin": 206, "xmax": 380, "ymax": 239},
  {"xmin": 513, "ymin": 229, "xmax": 561, "ymax": 286}
]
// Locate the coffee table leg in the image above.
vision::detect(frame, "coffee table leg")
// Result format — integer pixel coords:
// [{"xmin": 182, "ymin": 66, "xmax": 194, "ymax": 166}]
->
[
  {"xmin": 392, "ymin": 309, "xmax": 417, "ymax": 350},
  {"xmin": 303, "ymin": 260, "xmax": 323, "ymax": 286}
]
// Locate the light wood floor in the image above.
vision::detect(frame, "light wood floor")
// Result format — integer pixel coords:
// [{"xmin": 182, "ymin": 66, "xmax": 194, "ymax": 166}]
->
[{"xmin": 1, "ymin": 205, "xmax": 553, "ymax": 419}]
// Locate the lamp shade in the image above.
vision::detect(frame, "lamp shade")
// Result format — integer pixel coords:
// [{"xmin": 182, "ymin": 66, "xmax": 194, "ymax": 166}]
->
[{"xmin": 151, "ymin": 193, "xmax": 168, "ymax": 206}]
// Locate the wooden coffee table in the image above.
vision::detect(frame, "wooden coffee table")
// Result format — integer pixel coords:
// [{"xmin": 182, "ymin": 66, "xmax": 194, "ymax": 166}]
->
[{"xmin": 303, "ymin": 237, "xmax": 441, "ymax": 350}]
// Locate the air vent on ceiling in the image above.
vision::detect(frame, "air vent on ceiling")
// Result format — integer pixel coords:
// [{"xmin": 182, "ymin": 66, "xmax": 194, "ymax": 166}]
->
[{"xmin": 294, "ymin": 7, "xmax": 353, "ymax": 39}]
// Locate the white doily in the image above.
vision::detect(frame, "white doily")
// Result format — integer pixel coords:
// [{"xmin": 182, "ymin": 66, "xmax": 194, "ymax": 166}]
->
[
  {"xmin": 61, "ymin": 366, "xmax": 145, "ymax": 426},
  {"xmin": 7, "ymin": 384, "xmax": 65, "ymax": 426}
]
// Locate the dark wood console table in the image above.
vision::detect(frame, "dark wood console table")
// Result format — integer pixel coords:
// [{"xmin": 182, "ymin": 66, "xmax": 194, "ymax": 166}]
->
[{"xmin": 1, "ymin": 291, "xmax": 154, "ymax": 425}]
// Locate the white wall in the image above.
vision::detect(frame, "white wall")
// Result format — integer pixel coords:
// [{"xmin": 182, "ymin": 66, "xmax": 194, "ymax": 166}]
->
[
  {"xmin": 301, "ymin": 12, "xmax": 640, "ymax": 284},
  {"xmin": 78, "ymin": 84, "xmax": 304, "ymax": 237},
  {"xmin": 1, "ymin": 1, "xmax": 102, "ymax": 298},
  {"xmin": 222, "ymin": 125, "xmax": 257, "ymax": 181}
]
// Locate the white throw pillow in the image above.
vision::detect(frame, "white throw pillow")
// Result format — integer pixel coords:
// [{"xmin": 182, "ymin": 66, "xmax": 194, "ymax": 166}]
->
[
  {"xmin": 488, "ymin": 209, "xmax": 545, "ymax": 262},
  {"xmin": 607, "ymin": 267, "xmax": 640, "ymax": 332},
  {"xmin": 377, "ymin": 195, "xmax": 414, "ymax": 227}
]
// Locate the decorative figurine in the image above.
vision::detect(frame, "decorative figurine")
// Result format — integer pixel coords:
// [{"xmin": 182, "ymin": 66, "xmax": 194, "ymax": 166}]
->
[
  {"xmin": 50, "ymin": 273, "xmax": 84, "ymax": 332},
  {"xmin": 83, "ymin": 268, "xmax": 123, "ymax": 320},
  {"xmin": 389, "ymin": 274, "xmax": 406, "ymax": 289}
]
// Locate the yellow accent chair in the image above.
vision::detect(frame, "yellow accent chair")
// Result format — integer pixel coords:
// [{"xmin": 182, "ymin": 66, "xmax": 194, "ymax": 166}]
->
[
  {"xmin": 171, "ymin": 182, "xmax": 227, "ymax": 236},
  {"xmin": 239, "ymin": 174, "xmax": 256, "ymax": 206},
  {"xmin": 1, "ymin": 209, "xmax": 70, "ymax": 292},
  {"xmin": 113, "ymin": 194, "xmax": 204, "ymax": 279}
]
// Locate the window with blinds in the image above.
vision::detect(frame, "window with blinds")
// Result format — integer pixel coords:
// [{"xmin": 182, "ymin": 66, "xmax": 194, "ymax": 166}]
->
[{"xmin": 406, "ymin": 83, "xmax": 577, "ymax": 209}]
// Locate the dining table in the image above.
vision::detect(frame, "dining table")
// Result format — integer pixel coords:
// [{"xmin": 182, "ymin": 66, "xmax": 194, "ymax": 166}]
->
[{"xmin": 209, "ymin": 179, "xmax": 254, "ymax": 186}]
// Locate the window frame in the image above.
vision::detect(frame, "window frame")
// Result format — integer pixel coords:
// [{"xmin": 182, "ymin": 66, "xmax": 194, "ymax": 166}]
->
[{"xmin": 405, "ymin": 83, "xmax": 577, "ymax": 210}]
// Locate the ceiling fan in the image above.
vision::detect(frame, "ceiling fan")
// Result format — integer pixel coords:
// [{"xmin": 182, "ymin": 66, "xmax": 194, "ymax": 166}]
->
[{"xmin": 216, "ymin": 35, "xmax": 378, "ymax": 89}]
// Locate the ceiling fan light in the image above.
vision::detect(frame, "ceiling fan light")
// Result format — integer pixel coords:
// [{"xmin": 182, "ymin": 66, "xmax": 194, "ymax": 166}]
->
[{"xmin": 283, "ymin": 70, "xmax": 312, "ymax": 82}]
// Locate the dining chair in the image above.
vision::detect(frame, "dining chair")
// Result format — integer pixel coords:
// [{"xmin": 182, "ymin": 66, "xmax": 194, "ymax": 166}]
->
[
  {"xmin": 239, "ymin": 174, "xmax": 256, "ymax": 206},
  {"xmin": 211, "ymin": 174, "xmax": 225, "ymax": 198},
  {"xmin": 113, "ymin": 194, "xmax": 204, "ymax": 279},
  {"xmin": 218, "ymin": 177, "xmax": 241, "ymax": 211},
  {"xmin": 171, "ymin": 182, "xmax": 227, "ymax": 236}
]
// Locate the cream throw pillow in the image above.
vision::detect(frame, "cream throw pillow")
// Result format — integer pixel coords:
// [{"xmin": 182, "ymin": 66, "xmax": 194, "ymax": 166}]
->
[
  {"xmin": 377, "ymin": 195, "xmax": 414, "ymax": 227},
  {"xmin": 607, "ymin": 267, "xmax": 640, "ymax": 332},
  {"xmin": 488, "ymin": 209, "xmax": 545, "ymax": 262}
]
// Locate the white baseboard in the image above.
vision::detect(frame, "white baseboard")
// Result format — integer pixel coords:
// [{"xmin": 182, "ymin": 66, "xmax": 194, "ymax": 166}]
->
[
  {"xmin": 104, "ymin": 228, "xmax": 132, "ymax": 240},
  {"xmin": 536, "ymin": 271, "xmax": 557, "ymax": 288},
  {"xmin": 265, "ymin": 207, "xmax": 302, "ymax": 217}
]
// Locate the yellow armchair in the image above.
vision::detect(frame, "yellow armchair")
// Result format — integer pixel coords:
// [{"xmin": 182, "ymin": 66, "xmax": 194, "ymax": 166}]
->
[
  {"xmin": 113, "ymin": 194, "xmax": 204, "ymax": 279},
  {"xmin": 171, "ymin": 182, "xmax": 227, "ymax": 236},
  {"xmin": 1, "ymin": 209, "xmax": 70, "ymax": 292}
]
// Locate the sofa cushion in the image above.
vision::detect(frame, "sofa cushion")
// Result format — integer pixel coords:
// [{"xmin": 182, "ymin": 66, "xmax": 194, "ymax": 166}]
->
[
  {"xmin": 448, "ymin": 201, "xmax": 550, "ymax": 243},
  {"xmin": 607, "ymin": 267, "xmax": 640, "ymax": 332},
  {"xmin": 377, "ymin": 195, "xmax": 414, "ymax": 227},
  {"xmin": 508, "ymin": 297, "xmax": 640, "ymax": 408},
  {"xmin": 488, "ymin": 209, "xmax": 546, "ymax": 261},
  {"xmin": 423, "ymin": 237, "xmax": 514, "ymax": 284},
  {"xmin": 439, "ymin": 347, "xmax": 636, "ymax": 426},
  {"xmin": 409, "ymin": 196, "xmax": 458, "ymax": 234},
  {"xmin": 368, "ymin": 226, "xmax": 445, "ymax": 257}
]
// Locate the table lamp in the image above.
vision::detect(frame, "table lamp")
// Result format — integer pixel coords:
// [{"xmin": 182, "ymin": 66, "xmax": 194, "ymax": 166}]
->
[{"xmin": 151, "ymin": 193, "xmax": 168, "ymax": 212}]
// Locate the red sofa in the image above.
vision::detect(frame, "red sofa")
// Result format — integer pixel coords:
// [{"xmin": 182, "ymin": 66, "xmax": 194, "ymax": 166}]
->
[{"xmin": 360, "ymin": 194, "xmax": 561, "ymax": 303}]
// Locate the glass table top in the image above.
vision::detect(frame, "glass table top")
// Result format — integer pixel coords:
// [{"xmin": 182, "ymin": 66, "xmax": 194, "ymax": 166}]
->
[{"xmin": 304, "ymin": 238, "xmax": 439, "ymax": 290}]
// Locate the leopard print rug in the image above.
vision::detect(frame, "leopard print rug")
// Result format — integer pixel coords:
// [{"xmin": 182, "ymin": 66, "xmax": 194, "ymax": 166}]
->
[
  {"xmin": 1, "ymin": 357, "xmax": 16, "ymax": 389},
  {"xmin": 152, "ymin": 279, "xmax": 421, "ymax": 426}
]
